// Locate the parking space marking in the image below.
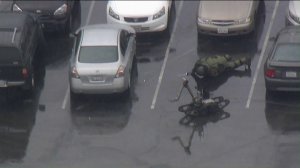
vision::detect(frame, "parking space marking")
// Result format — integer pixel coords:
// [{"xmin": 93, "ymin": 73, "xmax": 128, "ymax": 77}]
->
[
  {"xmin": 62, "ymin": 85, "xmax": 70, "ymax": 110},
  {"xmin": 62, "ymin": 1, "xmax": 96, "ymax": 110},
  {"xmin": 151, "ymin": 1, "xmax": 184, "ymax": 110},
  {"xmin": 246, "ymin": 0, "xmax": 280, "ymax": 109},
  {"xmin": 86, "ymin": 0, "xmax": 96, "ymax": 26}
]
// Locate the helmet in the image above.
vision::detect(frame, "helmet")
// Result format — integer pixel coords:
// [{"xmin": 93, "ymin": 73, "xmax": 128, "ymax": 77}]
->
[
  {"xmin": 195, "ymin": 65, "xmax": 207, "ymax": 77},
  {"xmin": 224, "ymin": 54, "xmax": 231, "ymax": 60}
]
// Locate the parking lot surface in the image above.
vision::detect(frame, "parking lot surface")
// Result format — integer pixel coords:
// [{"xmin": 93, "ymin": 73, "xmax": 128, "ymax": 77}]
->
[{"xmin": 0, "ymin": 1, "xmax": 300, "ymax": 168}]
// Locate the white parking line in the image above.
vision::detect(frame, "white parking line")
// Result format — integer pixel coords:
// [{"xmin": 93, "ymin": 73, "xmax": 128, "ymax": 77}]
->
[
  {"xmin": 61, "ymin": 1, "xmax": 95, "ymax": 110},
  {"xmin": 150, "ymin": 1, "xmax": 184, "ymax": 110},
  {"xmin": 245, "ymin": 0, "xmax": 280, "ymax": 109},
  {"xmin": 62, "ymin": 85, "xmax": 70, "ymax": 110},
  {"xmin": 85, "ymin": 0, "xmax": 96, "ymax": 26}
]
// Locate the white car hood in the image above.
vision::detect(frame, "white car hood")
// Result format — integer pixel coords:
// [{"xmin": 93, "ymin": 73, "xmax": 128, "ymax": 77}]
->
[
  {"xmin": 290, "ymin": 1, "xmax": 300, "ymax": 16},
  {"xmin": 109, "ymin": 1, "xmax": 167, "ymax": 17}
]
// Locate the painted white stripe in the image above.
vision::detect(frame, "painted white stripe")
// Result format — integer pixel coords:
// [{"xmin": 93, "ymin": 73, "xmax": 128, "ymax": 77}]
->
[
  {"xmin": 61, "ymin": 1, "xmax": 95, "ymax": 110},
  {"xmin": 151, "ymin": 1, "xmax": 184, "ymax": 110},
  {"xmin": 85, "ymin": 1, "xmax": 96, "ymax": 26},
  {"xmin": 62, "ymin": 85, "xmax": 70, "ymax": 110},
  {"xmin": 246, "ymin": 0, "xmax": 280, "ymax": 109}
]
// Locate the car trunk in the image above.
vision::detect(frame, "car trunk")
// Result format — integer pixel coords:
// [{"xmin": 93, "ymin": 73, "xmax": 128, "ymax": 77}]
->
[
  {"xmin": 269, "ymin": 61, "xmax": 300, "ymax": 79},
  {"xmin": 76, "ymin": 62, "xmax": 120, "ymax": 84},
  {"xmin": 0, "ymin": 47, "xmax": 24, "ymax": 81}
]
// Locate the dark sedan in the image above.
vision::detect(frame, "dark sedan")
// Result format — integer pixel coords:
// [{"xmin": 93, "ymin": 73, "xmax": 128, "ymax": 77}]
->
[
  {"xmin": 264, "ymin": 26, "xmax": 300, "ymax": 94},
  {"xmin": 12, "ymin": 0, "xmax": 75, "ymax": 34}
]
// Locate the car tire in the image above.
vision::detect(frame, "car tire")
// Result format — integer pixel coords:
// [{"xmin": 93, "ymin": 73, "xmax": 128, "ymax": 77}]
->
[
  {"xmin": 63, "ymin": 16, "xmax": 72, "ymax": 36},
  {"xmin": 163, "ymin": 19, "xmax": 171, "ymax": 37},
  {"xmin": 23, "ymin": 70, "xmax": 36, "ymax": 99},
  {"xmin": 133, "ymin": 57, "xmax": 138, "ymax": 77},
  {"xmin": 70, "ymin": 90, "xmax": 78, "ymax": 110},
  {"xmin": 29, "ymin": 70, "xmax": 36, "ymax": 91},
  {"xmin": 121, "ymin": 72, "xmax": 132, "ymax": 99},
  {"xmin": 197, "ymin": 32, "xmax": 203, "ymax": 43},
  {"xmin": 266, "ymin": 89, "xmax": 275, "ymax": 100},
  {"xmin": 163, "ymin": 4, "xmax": 174, "ymax": 37}
]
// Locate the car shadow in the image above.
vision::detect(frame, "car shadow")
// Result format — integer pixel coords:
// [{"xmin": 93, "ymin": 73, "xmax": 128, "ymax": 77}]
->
[
  {"xmin": 0, "ymin": 100, "xmax": 37, "ymax": 163},
  {"xmin": 70, "ymin": 95, "xmax": 133, "ymax": 135},
  {"xmin": 0, "ymin": 81, "xmax": 43, "ymax": 163},
  {"xmin": 70, "ymin": 65, "xmax": 138, "ymax": 135},
  {"xmin": 265, "ymin": 92, "xmax": 300, "ymax": 134},
  {"xmin": 41, "ymin": 1, "xmax": 81, "ymax": 67},
  {"xmin": 134, "ymin": 1, "xmax": 176, "ymax": 64},
  {"xmin": 197, "ymin": 1, "xmax": 266, "ymax": 62},
  {"xmin": 0, "ymin": 44, "xmax": 47, "ymax": 162},
  {"xmin": 135, "ymin": 32, "xmax": 170, "ymax": 63}
]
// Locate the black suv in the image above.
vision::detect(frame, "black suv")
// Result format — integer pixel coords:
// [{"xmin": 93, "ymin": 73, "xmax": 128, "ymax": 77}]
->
[
  {"xmin": 12, "ymin": 0, "xmax": 75, "ymax": 34},
  {"xmin": 0, "ymin": 12, "xmax": 42, "ymax": 93}
]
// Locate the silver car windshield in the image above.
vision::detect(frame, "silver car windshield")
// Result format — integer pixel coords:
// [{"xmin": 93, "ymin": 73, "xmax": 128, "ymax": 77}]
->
[
  {"xmin": 273, "ymin": 43, "xmax": 300, "ymax": 62},
  {"xmin": 78, "ymin": 46, "xmax": 118, "ymax": 63}
]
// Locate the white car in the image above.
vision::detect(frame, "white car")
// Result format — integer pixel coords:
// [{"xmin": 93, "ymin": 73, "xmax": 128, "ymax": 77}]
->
[
  {"xmin": 286, "ymin": 0, "xmax": 300, "ymax": 26},
  {"xmin": 107, "ymin": 0, "xmax": 172, "ymax": 33}
]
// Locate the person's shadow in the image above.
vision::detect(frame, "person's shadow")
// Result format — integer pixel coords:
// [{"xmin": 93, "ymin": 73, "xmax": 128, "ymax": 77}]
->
[
  {"xmin": 193, "ymin": 69, "xmax": 251, "ymax": 98},
  {"xmin": 172, "ymin": 109, "xmax": 230, "ymax": 155}
]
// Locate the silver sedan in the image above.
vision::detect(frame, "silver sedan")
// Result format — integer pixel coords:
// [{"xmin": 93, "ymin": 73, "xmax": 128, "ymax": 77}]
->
[{"xmin": 69, "ymin": 24, "xmax": 136, "ymax": 99}]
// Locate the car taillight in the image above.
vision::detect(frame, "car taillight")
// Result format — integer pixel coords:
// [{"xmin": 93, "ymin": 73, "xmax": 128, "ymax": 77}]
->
[
  {"xmin": 115, "ymin": 65, "xmax": 125, "ymax": 78},
  {"xmin": 71, "ymin": 66, "xmax": 80, "ymax": 78},
  {"xmin": 22, "ymin": 68, "xmax": 29, "ymax": 78},
  {"xmin": 266, "ymin": 69, "xmax": 276, "ymax": 78}
]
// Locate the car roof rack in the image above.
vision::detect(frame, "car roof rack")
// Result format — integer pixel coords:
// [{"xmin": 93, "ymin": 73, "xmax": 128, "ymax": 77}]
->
[
  {"xmin": 12, "ymin": 27, "xmax": 17, "ymax": 43},
  {"xmin": 0, "ymin": 27, "xmax": 19, "ymax": 43}
]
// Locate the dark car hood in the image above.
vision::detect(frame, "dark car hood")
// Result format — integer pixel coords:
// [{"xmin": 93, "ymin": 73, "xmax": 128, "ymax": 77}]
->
[{"xmin": 14, "ymin": 0, "xmax": 66, "ymax": 12}]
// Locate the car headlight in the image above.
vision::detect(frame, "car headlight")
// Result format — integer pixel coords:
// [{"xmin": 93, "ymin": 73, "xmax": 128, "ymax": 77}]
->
[
  {"xmin": 198, "ymin": 17, "xmax": 211, "ymax": 24},
  {"xmin": 234, "ymin": 17, "xmax": 251, "ymax": 24},
  {"xmin": 13, "ymin": 4, "xmax": 22, "ymax": 12},
  {"xmin": 153, "ymin": 7, "xmax": 165, "ymax": 20},
  {"xmin": 109, "ymin": 7, "xmax": 120, "ymax": 20},
  {"xmin": 54, "ymin": 4, "xmax": 67, "ymax": 16},
  {"xmin": 289, "ymin": 10, "xmax": 300, "ymax": 23}
]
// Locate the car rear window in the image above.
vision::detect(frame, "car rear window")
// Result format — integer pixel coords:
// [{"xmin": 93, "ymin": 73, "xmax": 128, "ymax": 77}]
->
[
  {"xmin": 0, "ymin": 47, "xmax": 21, "ymax": 65},
  {"xmin": 273, "ymin": 43, "xmax": 300, "ymax": 62},
  {"xmin": 78, "ymin": 46, "xmax": 118, "ymax": 63}
]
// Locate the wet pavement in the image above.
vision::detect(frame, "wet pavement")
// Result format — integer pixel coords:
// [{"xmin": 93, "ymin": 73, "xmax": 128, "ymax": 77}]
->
[{"xmin": 0, "ymin": 1, "xmax": 299, "ymax": 168}]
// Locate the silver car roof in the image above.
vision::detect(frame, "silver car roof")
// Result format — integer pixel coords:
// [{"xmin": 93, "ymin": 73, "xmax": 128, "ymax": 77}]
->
[{"xmin": 76, "ymin": 24, "xmax": 135, "ymax": 46}]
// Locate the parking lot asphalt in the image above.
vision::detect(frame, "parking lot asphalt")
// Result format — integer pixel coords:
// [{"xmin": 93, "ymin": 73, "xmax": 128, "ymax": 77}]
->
[{"xmin": 0, "ymin": 1, "xmax": 299, "ymax": 168}]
